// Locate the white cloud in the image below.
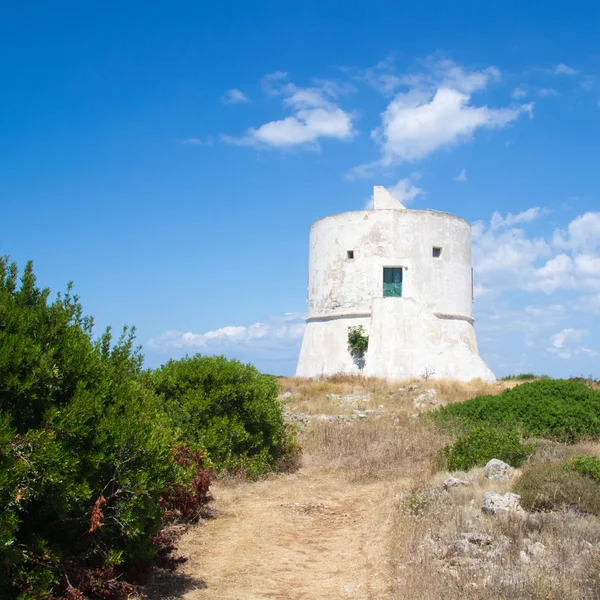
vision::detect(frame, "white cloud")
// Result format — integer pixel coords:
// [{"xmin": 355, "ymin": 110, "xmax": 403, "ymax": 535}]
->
[
  {"xmin": 472, "ymin": 209, "xmax": 600, "ymax": 298},
  {"xmin": 512, "ymin": 87, "xmax": 528, "ymax": 99},
  {"xmin": 472, "ymin": 224, "xmax": 551, "ymax": 296},
  {"xmin": 574, "ymin": 254, "xmax": 600, "ymax": 276},
  {"xmin": 526, "ymin": 254, "xmax": 577, "ymax": 293},
  {"xmin": 389, "ymin": 176, "xmax": 424, "ymax": 205},
  {"xmin": 489, "ymin": 207, "xmax": 542, "ymax": 230},
  {"xmin": 454, "ymin": 168, "xmax": 467, "ymax": 182},
  {"xmin": 352, "ymin": 57, "xmax": 402, "ymax": 96},
  {"xmin": 182, "ymin": 138, "xmax": 202, "ymax": 145},
  {"xmin": 348, "ymin": 58, "xmax": 533, "ymax": 174},
  {"xmin": 365, "ymin": 175, "xmax": 424, "ymax": 208},
  {"xmin": 374, "ymin": 88, "xmax": 531, "ymax": 165},
  {"xmin": 357, "ymin": 56, "xmax": 501, "ymax": 97},
  {"xmin": 553, "ymin": 212, "xmax": 600, "ymax": 251},
  {"xmin": 367, "ymin": 57, "xmax": 534, "ymax": 165},
  {"xmin": 399, "ymin": 56, "xmax": 500, "ymax": 94},
  {"xmin": 553, "ymin": 63, "xmax": 578, "ymax": 76},
  {"xmin": 538, "ymin": 88, "xmax": 559, "ymax": 97},
  {"xmin": 345, "ymin": 161, "xmax": 382, "ymax": 181},
  {"xmin": 221, "ymin": 88, "xmax": 250, "ymax": 104},
  {"xmin": 147, "ymin": 313, "xmax": 305, "ymax": 352},
  {"xmin": 468, "ymin": 206, "xmax": 600, "ymax": 375},
  {"xmin": 548, "ymin": 328, "xmax": 592, "ymax": 359},
  {"xmin": 222, "ymin": 73, "xmax": 354, "ymax": 148}
]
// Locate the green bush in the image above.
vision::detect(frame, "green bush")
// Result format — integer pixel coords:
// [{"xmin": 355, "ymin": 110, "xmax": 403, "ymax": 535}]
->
[
  {"xmin": 432, "ymin": 379, "xmax": 600, "ymax": 443},
  {"xmin": 570, "ymin": 456, "xmax": 600, "ymax": 482},
  {"xmin": 148, "ymin": 354, "xmax": 299, "ymax": 477},
  {"xmin": 0, "ymin": 258, "xmax": 209, "ymax": 599},
  {"xmin": 514, "ymin": 462, "xmax": 600, "ymax": 515},
  {"xmin": 347, "ymin": 325, "xmax": 369, "ymax": 358},
  {"xmin": 500, "ymin": 373, "xmax": 548, "ymax": 381},
  {"xmin": 442, "ymin": 427, "xmax": 536, "ymax": 472}
]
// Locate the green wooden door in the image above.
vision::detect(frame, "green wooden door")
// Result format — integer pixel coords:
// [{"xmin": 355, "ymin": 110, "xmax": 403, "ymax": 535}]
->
[{"xmin": 383, "ymin": 267, "xmax": 403, "ymax": 297}]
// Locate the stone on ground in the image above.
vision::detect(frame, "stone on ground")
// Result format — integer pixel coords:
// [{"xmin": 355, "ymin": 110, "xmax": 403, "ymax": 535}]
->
[
  {"xmin": 482, "ymin": 492, "xmax": 524, "ymax": 516},
  {"xmin": 484, "ymin": 458, "xmax": 512, "ymax": 480}
]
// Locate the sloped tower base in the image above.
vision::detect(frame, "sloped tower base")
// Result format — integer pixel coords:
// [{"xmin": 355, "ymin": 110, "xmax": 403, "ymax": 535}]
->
[{"xmin": 363, "ymin": 298, "xmax": 495, "ymax": 382}]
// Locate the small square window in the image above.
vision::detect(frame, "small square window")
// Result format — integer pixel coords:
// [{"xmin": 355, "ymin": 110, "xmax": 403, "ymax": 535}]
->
[
  {"xmin": 432, "ymin": 247, "xmax": 442, "ymax": 258},
  {"xmin": 347, "ymin": 250, "xmax": 354, "ymax": 259}
]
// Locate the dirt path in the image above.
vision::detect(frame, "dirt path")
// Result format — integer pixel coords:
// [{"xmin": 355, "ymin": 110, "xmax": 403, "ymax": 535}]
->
[{"xmin": 158, "ymin": 468, "xmax": 404, "ymax": 600}]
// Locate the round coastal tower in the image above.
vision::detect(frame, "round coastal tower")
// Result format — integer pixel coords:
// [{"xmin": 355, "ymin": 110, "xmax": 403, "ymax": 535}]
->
[{"xmin": 295, "ymin": 186, "xmax": 495, "ymax": 382}]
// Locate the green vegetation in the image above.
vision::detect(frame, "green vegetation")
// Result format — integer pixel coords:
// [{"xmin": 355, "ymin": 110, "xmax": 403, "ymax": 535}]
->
[
  {"xmin": 514, "ymin": 462, "xmax": 600, "ymax": 515},
  {"xmin": 0, "ymin": 258, "xmax": 209, "ymax": 598},
  {"xmin": 442, "ymin": 427, "xmax": 536, "ymax": 472},
  {"xmin": 148, "ymin": 355, "xmax": 299, "ymax": 477},
  {"xmin": 0, "ymin": 257, "xmax": 297, "ymax": 599},
  {"xmin": 570, "ymin": 456, "xmax": 600, "ymax": 482},
  {"xmin": 347, "ymin": 325, "xmax": 369, "ymax": 358},
  {"xmin": 432, "ymin": 379, "xmax": 600, "ymax": 443},
  {"xmin": 500, "ymin": 373, "xmax": 548, "ymax": 381}
]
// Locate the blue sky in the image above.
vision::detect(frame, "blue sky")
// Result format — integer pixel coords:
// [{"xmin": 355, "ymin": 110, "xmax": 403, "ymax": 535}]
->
[{"xmin": 2, "ymin": 1, "xmax": 600, "ymax": 378}]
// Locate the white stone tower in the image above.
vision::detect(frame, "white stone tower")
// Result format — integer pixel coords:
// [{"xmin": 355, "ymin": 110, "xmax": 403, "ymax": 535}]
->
[{"xmin": 295, "ymin": 186, "xmax": 495, "ymax": 382}]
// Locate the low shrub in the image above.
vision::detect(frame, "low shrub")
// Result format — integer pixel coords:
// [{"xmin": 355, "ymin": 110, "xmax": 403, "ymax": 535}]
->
[
  {"xmin": 148, "ymin": 354, "xmax": 299, "ymax": 477},
  {"xmin": 441, "ymin": 427, "xmax": 536, "ymax": 472},
  {"xmin": 570, "ymin": 456, "xmax": 600, "ymax": 482},
  {"xmin": 500, "ymin": 373, "xmax": 546, "ymax": 381},
  {"xmin": 432, "ymin": 379, "xmax": 600, "ymax": 443},
  {"xmin": 514, "ymin": 462, "xmax": 600, "ymax": 515}
]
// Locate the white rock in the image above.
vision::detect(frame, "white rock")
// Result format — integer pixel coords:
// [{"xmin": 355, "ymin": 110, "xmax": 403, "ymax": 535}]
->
[
  {"xmin": 444, "ymin": 477, "xmax": 469, "ymax": 490},
  {"xmin": 519, "ymin": 550, "xmax": 530, "ymax": 564},
  {"xmin": 526, "ymin": 541, "xmax": 546, "ymax": 558},
  {"xmin": 482, "ymin": 492, "xmax": 524, "ymax": 516},
  {"xmin": 342, "ymin": 393, "xmax": 367, "ymax": 403},
  {"xmin": 484, "ymin": 459, "xmax": 512, "ymax": 480}
]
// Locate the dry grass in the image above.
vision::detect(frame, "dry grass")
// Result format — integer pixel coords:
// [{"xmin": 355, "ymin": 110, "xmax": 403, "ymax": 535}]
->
[
  {"xmin": 289, "ymin": 376, "xmax": 600, "ymax": 600},
  {"xmin": 531, "ymin": 438, "xmax": 600, "ymax": 464},
  {"xmin": 284, "ymin": 376, "xmax": 503, "ymax": 483},
  {"xmin": 390, "ymin": 444, "xmax": 600, "ymax": 600},
  {"xmin": 280, "ymin": 375, "xmax": 508, "ymax": 416},
  {"xmin": 301, "ymin": 417, "xmax": 448, "ymax": 483}
]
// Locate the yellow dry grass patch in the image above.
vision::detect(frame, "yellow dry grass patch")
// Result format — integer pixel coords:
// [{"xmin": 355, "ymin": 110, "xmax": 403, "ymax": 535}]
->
[
  {"xmin": 302, "ymin": 417, "xmax": 447, "ymax": 482},
  {"xmin": 280, "ymin": 375, "xmax": 509, "ymax": 416}
]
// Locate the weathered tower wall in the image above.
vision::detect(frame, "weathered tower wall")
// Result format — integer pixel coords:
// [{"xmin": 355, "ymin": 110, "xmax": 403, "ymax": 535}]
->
[{"xmin": 295, "ymin": 200, "xmax": 495, "ymax": 382}]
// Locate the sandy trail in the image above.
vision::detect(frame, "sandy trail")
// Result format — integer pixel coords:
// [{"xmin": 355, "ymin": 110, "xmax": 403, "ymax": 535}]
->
[{"xmin": 156, "ymin": 468, "xmax": 403, "ymax": 600}]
